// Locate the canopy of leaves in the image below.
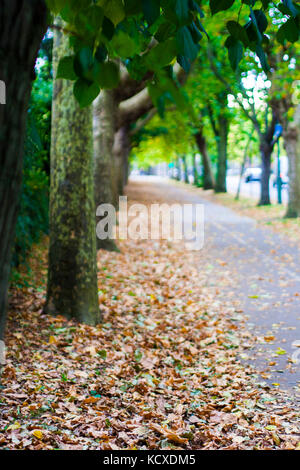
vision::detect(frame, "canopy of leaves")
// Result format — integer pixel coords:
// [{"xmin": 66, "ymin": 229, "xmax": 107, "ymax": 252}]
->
[{"xmin": 45, "ymin": 0, "xmax": 300, "ymax": 107}]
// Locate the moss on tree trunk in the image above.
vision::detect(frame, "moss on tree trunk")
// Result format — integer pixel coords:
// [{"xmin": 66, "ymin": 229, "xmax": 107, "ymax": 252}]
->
[{"xmin": 44, "ymin": 22, "xmax": 100, "ymax": 325}]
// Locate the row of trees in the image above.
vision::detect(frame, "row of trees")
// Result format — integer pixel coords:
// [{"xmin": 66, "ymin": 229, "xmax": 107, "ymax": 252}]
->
[
  {"xmin": 134, "ymin": 7, "xmax": 299, "ymax": 212},
  {"xmin": 0, "ymin": 0, "xmax": 299, "ymax": 339}
]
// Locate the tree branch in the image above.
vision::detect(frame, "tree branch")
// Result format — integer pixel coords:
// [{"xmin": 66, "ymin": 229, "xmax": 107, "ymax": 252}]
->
[{"xmin": 206, "ymin": 45, "xmax": 262, "ymax": 137}]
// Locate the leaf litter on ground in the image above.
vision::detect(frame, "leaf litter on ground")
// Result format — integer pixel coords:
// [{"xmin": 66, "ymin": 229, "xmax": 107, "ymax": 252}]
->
[{"xmin": 0, "ymin": 185, "xmax": 299, "ymax": 450}]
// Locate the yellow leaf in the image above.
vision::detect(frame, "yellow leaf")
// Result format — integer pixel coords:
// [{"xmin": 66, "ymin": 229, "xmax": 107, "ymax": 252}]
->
[
  {"xmin": 32, "ymin": 429, "xmax": 43, "ymax": 440},
  {"xmin": 49, "ymin": 335, "xmax": 57, "ymax": 344},
  {"xmin": 272, "ymin": 433, "xmax": 281, "ymax": 446},
  {"xmin": 7, "ymin": 421, "xmax": 21, "ymax": 430},
  {"xmin": 275, "ymin": 348, "xmax": 286, "ymax": 355}
]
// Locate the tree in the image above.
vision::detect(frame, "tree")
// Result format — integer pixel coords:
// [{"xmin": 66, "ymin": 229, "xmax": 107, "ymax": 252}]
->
[
  {"xmin": 285, "ymin": 103, "xmax": 300, "ymax": 217},
  {"xmin": 93, "ymin": 90, "xmax": 119, "ymax": 251},
  {"xmin": 0, "ymin": 0, "xmax": 298, "ymax": 336},
  {"xmin": 93, "ymin": 76, "xmax": 155, "ymax": 213},
  {"xmin": 270, "ymin": 43, "xmax": 300, "ymax": 217},
  {"xmin": 194, "ymin": 127, "xmax": 216, "ymax": 189},
  {"xmin": 44, "ymin": 23, "xmax": 100, "ymax": 325},
  {"xmin": 206, "ymin": 94, "xmax": 230, "ymax": 193},
  {"xmin": 207, "ymin": 45, "xmax": 278, "ymax": 205},
  {"xmin": 0, "ymin": 0, "xmax": 47, "ymax": 340}
]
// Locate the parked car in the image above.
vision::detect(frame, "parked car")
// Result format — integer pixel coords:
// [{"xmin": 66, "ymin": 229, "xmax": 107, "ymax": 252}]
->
[{"xmin": 244, "ymin": 167, "xmax": 262, "ymax": 182}]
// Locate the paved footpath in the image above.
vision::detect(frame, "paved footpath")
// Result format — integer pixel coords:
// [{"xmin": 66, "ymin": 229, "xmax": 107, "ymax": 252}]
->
[{"xmin": 129, "ymin": 178, "xmax": 300, "ymax": 400}]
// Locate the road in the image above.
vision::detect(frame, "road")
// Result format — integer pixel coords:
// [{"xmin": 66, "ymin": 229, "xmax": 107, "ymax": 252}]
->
[
  {"xmin": 226, "ymin": 175, "xmax": 289, "ymax": 205},
  {"xmin": 129, "ymin": 177, "xmax": 300, "ymax": 400}
]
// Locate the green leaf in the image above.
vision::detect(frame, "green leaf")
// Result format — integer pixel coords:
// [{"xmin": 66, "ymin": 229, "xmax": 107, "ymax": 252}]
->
[
  {"xmin": 175, "ymin": 0, "xmax": 189, "ymax": 25},
  {"xmin": 209, "ymin": 0, "xmax": 235, "ymax": 15},
  {"xmin": 73, "ymin": 78, "xmax": 100, "ymax": 107},
  {"xmin": 252, "ymin": 10, "xmax": 268, "ymax": 34},
  {"xmin": 176, "ymin": 26, "xmax": 199, "ymax": 72},
  {"xmin": 110, "ymin": 30, "xmax": 140, "ymax": 57},
  {"xmin": 227, "ymin": 21, "xmax": 249, "ymax": 46},
  {"xmin": 282, "ymin": 0, "xmax": 300, "ymax": 17},
  {"xmin": 56, "ymin": 56, "xmax": 77, "ymax": 80},
  {"xmin": 145, "ymin": 39, "xmax": 177, "ymax": 69},
  {"xmin": 124, "ymin": 0, "xmax": 142, "ymax": 15},
  {"xmin": 45, "ymin": 0, "xmax": 68, "ymax": 15},
  {"xmin": 188, "ymin": 22, "xmax": 203, "ymax": 43},
  {"xmin": 155, "ymin": 21, "xmax": 177, "ymax": 42},
  {"xmin": 93, "ymin": 61, "xmax": 120, "ymax": 89},
  {"xmin": 256, "ymin": 43, "xmax": 269, "ymax": 72},
  {"xmin": 101, "ymin": 0, "xmax": 125, "ymax": 25},
  {"xmin": 142, "ymin": 0, "xmax": 160, "ymax": 25},
  {"xmin": 225, "ymin": 36, "xmax": 243, "ymax": 70},
  {"xmin": 102, "ymin": 16, "xmax": 115, "ymax": 40},
  {"xmin": 74, "ymin": 47, "xmax": 94, "ymax": 79},
  {"xmin": 95, "ymin": 45, "xmax": 108, "ymax": 63},
  {"xmin": 277, "ymin": 17, "xmax": 299, "ymax": 44},
  {"xmin": 97, "ymin": 349, "xmax": 107, "ymax": 360},
  {"xmin": 126, "ymin": 56, "xmax": 148, "ymax": 81},
  {"xmin": 134, "ymin": 349, "xmax": 143, "ymax": 362},
  {"xmin": 74, "ymin": 6, "xmax": 104, "ymax": 35}
]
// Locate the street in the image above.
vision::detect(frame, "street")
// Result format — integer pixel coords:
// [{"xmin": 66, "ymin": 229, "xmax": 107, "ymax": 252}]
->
[{"xmin": 226, "ymin": 175, "xmax": 289, "ymax": 205}]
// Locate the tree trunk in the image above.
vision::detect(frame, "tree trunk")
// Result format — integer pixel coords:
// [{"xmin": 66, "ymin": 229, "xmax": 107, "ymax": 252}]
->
[
  {"xmin": 195, "ymin": 131, "xmax": 215, "ymax": 190},
  {"xmin": 192, "ymin": 154, "xmax": 199, "ymax": 186},
  {"xmin": 236, "ymin": 129, "xmax": 253, "ymax": 200},
  {"xmin": 175, "ymin": 156, "xmax": 181, "ymax": 181},
  {"xmin": 113, "ymin": 126, "xmax": 131, "ymax": 203},
  {"xmin": 215, "ymin": 115, "xmax": 228, "ymax": 193},
  {"xmin": 182, "ymin": 155, "xmax": 189, "ymax": 184},
  {"xmin": 0, "ymin": 0, "xmax": 47, "ymax": 339},
  {"xmin": 285, "ymin": 104, "xmax": 300, "ymax": 218},
  {"xmin": 124, "ymin": 151, "xmax": 130, "ymax": 187},
  {"xmin": 259, "ymin": 139, "xmax": 273, "ymax": 206},
  {"xmin": 44, "ymin": 22, "xmax": 100, "ymax": 325},
  {"xmin": 93, "ymin": 90, "xmax": 119, "ymax": 251},
  {"xmin": 258, "ymin": 112, "xmax": 276, "ymax": 206}
]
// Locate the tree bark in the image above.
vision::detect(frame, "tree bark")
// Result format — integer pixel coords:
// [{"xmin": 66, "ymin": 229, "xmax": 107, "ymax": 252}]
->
[
  {"xmin": 182, "ymin": 155, "xmax": 189, "ymax": 184},
  {"xmin": 175, "ymin": 156, "xmax": 181, "ymax": 181},
  {"xmin": 215, "ymin": 115, "xmax": 228, "ymax": 193},
  {"xmin": 236, "ymin": 129, "xmax": 253, "ymax": 200},
  {"xmin": 93, "ymin": 90, "xmax": 119, "ymax": 251},
  {"xmin": 284, "ymin": 104, "xmax": 300, "ymax": 218},
  {"xmin": 192, "ymin": 154, "xmax": 199, "ymax": 186},
  {"xmin": 113, "ymin": 126, "xmax": 131, "ymax": 202},
  {"xmin": 258, "ymin": 111, "xmax": 276, "ymax": 206},
  {"xmin": 44, "ymin": 22, "xmax": 100, "ymax": 325},
  {"xmin": 195, "ymin": 130, "xmax": 215, "ymax": 190},
  {"xmin": 0, "ymin": 0, "xmax": 47, "ymax": 339},
  {"xmin": 259, "ymin": 139, "xmax": 273, "ymax": 206}
]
